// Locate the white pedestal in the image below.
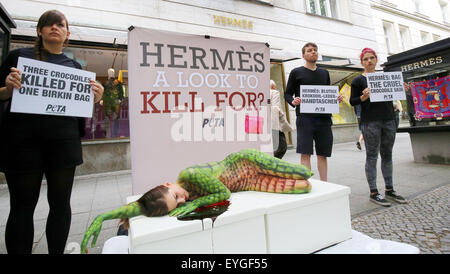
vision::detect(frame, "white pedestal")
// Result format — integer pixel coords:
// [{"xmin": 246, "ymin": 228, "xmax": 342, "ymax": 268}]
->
[
  {"xmin": 125, "ymin": 179, "xmax": 351, "ymax": 254},
  {"xmin": 210, "ymin": 194, "xmax": 267, "ymax": 254},
  {"xmin": 223, "ymin": 179, "xmax": 352, "ymax": 253},
  {"xmin": 126, "ymin": 195, "xmax": 213, "ymax": 254},
  {"xmin": 129, "ymin": 215, "xmax": 213, "ymax": 254}
]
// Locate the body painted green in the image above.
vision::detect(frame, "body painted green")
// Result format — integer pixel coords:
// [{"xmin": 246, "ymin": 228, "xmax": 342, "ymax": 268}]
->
[{"xmin": 80, "ymin": 148, "xmax": 313, "ymax": 253}]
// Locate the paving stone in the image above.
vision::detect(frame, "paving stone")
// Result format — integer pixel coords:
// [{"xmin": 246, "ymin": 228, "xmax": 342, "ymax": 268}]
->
[{"xmin": 352, "ymin": 184, "xmax": 450, "ymax": 254}]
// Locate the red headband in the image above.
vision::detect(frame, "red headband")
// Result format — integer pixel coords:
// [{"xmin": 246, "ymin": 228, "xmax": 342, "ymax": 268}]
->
[{"xmin": 360, "ymin": 48, "xmax": 377, "ymax": 61}]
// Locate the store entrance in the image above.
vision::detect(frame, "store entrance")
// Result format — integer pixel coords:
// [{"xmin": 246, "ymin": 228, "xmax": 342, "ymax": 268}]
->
[{"xmin": 270, "ymin": 61, "xmax": 293, "ymax": 146}]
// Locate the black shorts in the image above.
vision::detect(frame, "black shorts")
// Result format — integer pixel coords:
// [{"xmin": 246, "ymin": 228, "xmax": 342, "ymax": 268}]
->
[{"xmin": 296, "ymin": 116, "xmax": 333, "ymax": 157}]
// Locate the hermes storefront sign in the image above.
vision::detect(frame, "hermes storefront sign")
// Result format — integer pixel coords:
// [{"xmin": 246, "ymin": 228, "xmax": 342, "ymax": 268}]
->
[{"xmin": 213, "ymin": 15, "xmax": 254, "ymax": 30}]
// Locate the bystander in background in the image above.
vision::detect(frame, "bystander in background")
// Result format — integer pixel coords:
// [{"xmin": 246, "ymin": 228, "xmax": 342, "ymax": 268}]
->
[{"xmin": 270, "ymin": 80, "xmax": 293, "ymax": 159}]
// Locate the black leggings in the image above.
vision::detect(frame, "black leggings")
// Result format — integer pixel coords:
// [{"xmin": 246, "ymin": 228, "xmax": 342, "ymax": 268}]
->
[{"xmin": 5, "ymin": 167, "xmax": 76, "ymax": 254}]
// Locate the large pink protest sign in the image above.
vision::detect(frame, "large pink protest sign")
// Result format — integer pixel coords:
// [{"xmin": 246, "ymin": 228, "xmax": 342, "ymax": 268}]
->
[{"xmin": 128, "ymin": 27, "xmax": 271, "ymax": 194}]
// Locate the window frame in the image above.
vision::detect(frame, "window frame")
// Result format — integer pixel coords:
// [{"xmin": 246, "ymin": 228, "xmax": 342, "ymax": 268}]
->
[
  {"xmin": 420, "ymin": 31, "xmax": 431, "ymax": 45},
  {"xmin": 398, "ymin": 25, "xmax": 412, "ymax": 52},
  {"xmin": 382, "ymin": 21, "xmax": 397, "ymax": 54},
  {"xmin": 440, "ymin": 0, "xmax": 449, "ymax": 23},
  {"xmin": 413, "ymin": 0, "xmax": 422, "ymax": 13},
  {"xmin": 306, "ymin": 0, "xmax": 340, "ymax": 19}
]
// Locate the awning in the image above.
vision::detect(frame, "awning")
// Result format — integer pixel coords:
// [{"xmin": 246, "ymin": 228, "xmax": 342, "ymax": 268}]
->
[
  {"xmin": 270, "ymin": 48, "xmax": 300, "ymax": 62},
  {"xmin": 0, "ymin": 2, "xmax": 16, "ymax": 29},
  {"xmin": 12, "ymin": 19, "xmax": 128, "ymax": 46}
]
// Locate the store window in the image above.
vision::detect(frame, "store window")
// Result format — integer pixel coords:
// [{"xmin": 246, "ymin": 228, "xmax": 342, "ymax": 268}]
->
[
  {"xmin": 271, "ymin": 60, "xmax": 362, "ymax": 139},
  {"xmin": 326, "ymin": 68, "xmax": 361, "ymax": 125},
  {"xmin": 10, "ymin": 41, "xmax": 129, "ymax": 140},
  {"xmin": 384, "ymin": 39, "xmax": 449, "ymax": 128}
]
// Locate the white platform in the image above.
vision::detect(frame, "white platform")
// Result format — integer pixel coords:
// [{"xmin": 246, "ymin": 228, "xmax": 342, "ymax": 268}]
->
[
  {"xmin": 231, "ymin": 179, "xmax": 352, "ymax": 253},
  {"xmin": 210, "ymin": 193, "xmax": 267, "ymax": 254},
  {"xmin": 126, "ymin": 196, "xmax": 213, "ymax": 254},
  {"xmin": 125, "ymin": 179, "xmax": 352, "ymax": 254}
]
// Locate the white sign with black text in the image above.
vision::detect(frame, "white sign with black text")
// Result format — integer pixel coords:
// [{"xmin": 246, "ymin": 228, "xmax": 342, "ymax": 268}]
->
[
  {"xmin": 366, "ymin": 72, "xmax": 406, "ymax": 102},
  {"xmin": 11, "ymin": 57, "xmax": 95, "ymax": 117},
  {"xmin": 300, "ymin": 85, "xmax": 339, "ymax": 114}
]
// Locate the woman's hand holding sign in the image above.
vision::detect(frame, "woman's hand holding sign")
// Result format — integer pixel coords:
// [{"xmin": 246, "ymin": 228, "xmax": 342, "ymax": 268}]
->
[
  {"xmin": 1, "ymin": 67, "xmax": 21, "ymax": 100},
  {"xmin": 2, "ymin": 66, "xmax": 103, "ymax": 105},
  {"xmin": 90, "ymin": 80, "xmax": 104, "ymax": 103},
  {"xmin": 360, "ymin": 87, "xmax": 370, "ymax": 102}
]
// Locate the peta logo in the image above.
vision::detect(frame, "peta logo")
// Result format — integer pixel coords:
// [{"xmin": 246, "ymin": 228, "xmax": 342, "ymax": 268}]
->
[
  {"xmin": 45, "ymin": 104, "xmax": 66, "ymax": 114},
  {"xmin": 315, "ymin": 107, "xmax": 325, "ymax": 112}
]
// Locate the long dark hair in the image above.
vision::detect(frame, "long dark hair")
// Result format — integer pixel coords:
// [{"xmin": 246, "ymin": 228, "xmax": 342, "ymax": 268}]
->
[
  {"xmin": 137, "ymin": 185, "xmax": 170, "ymax": 217},
  {"xmin": 119, "ymin": 185, "xmax": 170, "ymax": 230},
  {"xmin": 34, "ymin": 10, "xmax": 69, "ymax": 61}
]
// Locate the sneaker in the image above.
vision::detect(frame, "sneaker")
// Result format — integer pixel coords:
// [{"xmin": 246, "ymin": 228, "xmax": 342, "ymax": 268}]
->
[
  {"xmin": 385, "ymin": 190, "xmax": 407, "ymax": 204},
  {"xmin": 370, "ymin": 193, "xmax": 391, "ymax": 207},
  {"xmin": 356, "ymin": 142, "xmax": 361, "ymax": 150}
]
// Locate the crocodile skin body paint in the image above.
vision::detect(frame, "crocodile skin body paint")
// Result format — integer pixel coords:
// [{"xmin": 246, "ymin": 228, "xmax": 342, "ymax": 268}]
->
[{"xmin": 81, "ymin": 148, "xmax": 313, "ymax": 253}]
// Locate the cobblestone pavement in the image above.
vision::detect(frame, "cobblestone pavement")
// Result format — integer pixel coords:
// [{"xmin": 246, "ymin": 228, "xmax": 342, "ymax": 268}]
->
[{"xmin": 351, "ymin": 184, "xmax": 450, "ymax": 254}]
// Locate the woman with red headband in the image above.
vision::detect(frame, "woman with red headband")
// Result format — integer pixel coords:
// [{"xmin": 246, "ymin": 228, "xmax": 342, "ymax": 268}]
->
[{"xmin": 350, "ymin": 48, "xmax": 407, "ymax": 207}]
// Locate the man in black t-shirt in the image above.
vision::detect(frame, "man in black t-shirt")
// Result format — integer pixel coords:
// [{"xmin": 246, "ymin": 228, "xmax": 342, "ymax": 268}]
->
[{"xmin": 285, "ymin": 43, "xmax": 342, "ymax": 182}]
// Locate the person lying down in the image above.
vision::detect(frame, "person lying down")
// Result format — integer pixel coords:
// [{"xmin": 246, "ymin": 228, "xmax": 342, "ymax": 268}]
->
[{"xmin": 80, "ymin": 148, "xmax": 313, "ymax": 253}]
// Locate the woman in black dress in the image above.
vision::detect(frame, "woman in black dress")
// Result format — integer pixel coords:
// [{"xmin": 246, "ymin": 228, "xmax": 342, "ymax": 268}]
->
[{"xmin": 0, "ymin": 10, "xmax": 104, "ymax": 254}]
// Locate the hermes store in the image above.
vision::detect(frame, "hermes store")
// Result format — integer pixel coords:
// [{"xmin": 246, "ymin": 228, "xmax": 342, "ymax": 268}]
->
[{"xmin": 1, "ymin": 0, "xmax": 378, "ymax": 178}]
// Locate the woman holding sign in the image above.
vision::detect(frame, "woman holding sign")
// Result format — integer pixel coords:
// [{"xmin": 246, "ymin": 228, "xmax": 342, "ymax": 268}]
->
[
  {"xmin": 0, "ymin": 10, "xmax": 104, "ymax": 254},
  {"xmin": 350, "ymin": 48, "xmax": 406, "ymax": 207}
]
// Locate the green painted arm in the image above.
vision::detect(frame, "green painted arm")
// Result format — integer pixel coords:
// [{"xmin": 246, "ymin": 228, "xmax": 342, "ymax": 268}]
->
[
  {"xmin": 169, "ymin": 168, "xmax": 231, "ymax": 217},
  {"xmin": 80, "ymin": 201, "xmax": 142, "ymax": 254}
]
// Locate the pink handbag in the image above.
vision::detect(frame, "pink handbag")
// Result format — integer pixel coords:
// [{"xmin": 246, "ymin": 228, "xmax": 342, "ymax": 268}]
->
[{"xmin": 245, "ymin": 114, "xmax": 264, "ymax": 134}]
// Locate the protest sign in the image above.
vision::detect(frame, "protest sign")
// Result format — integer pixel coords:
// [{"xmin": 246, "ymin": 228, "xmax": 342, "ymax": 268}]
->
[
  {"xmin": 300, "ymin": 85, "xmax": 339, "ymax": 114},
  {"xmin": 128, "ymin": 27, "xmax": 271, "ymax": 194},
  {"xmin": 11, "ymin": 57, "xmax": 95, "ymax": 117},
  {"xmin": 366, "ymin": 72, "xmax": 406, "ymax": 102}
]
